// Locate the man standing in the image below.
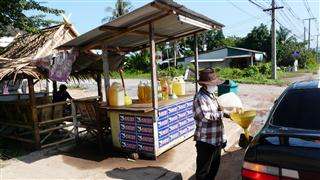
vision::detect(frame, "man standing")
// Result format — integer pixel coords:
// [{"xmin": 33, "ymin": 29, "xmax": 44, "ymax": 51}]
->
[{"xmin": 193, "ymin": 67, "xmax": 230, "ymax": 180}]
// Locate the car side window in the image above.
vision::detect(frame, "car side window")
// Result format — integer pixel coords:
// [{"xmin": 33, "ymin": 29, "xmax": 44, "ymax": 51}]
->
[{"xmin": 272, "ymin": 89, "xmax": 320, "ymax": 131}]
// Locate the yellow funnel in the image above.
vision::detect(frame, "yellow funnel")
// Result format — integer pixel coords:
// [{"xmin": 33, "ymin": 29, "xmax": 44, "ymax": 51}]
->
[{"xmin": 230, "ymin": 110, "xmax": 256, "ymax": 140}]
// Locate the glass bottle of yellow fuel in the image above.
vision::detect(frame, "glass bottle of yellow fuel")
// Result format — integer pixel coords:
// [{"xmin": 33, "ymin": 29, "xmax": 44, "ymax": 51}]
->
[
  {"xmin": 144, "ymin": 81, "xmax": 152, "ymax": 103},
  {"xmin": 138, "ymin": 81, "xmax": 145, "ymax": 103}
]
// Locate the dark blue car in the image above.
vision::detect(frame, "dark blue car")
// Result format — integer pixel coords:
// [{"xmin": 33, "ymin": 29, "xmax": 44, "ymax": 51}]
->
[{"xmin": 242, "ymin": 80, "xmax": 320, "ymax": 180}]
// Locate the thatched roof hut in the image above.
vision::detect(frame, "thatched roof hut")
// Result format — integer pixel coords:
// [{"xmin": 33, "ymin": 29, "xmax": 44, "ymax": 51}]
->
[{"xmin": 0, "ymin": 23, "xmax": 124, "ymax": 82}]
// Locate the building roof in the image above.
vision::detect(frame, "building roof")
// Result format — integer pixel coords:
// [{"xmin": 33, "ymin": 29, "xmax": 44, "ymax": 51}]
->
[
  {"xmin": 58, "ymin": 0, "xmax": 224, "ymax": 51},
  {"xmin": 190, "ymin": 58, "xmax": 224, "ymax": 63}
]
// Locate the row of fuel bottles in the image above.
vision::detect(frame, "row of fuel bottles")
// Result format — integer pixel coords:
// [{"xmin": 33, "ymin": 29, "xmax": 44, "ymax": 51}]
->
[{"xmin": 137, "ymin": 76, "xmax": 186, "ymax": 103}]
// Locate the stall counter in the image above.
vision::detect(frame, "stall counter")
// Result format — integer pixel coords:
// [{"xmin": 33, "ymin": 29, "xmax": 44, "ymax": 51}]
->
[{"xmin": 104, "ymin": 95, "xmax": 195, "ymax": 157}]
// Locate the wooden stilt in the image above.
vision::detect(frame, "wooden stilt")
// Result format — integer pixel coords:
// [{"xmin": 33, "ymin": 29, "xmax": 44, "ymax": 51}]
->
[{"xmin": 28, "ymin": 78, "xmax": 40, "ymax": 149}]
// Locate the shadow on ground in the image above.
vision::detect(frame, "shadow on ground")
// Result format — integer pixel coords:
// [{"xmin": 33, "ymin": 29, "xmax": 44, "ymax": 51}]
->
[
  {"xmin": 60, "ymin": 139, "xmax": 127, "ymax": 162},
  {"xmin": 106, "ymin": 166, "xmax": 182, "ymax": 180},
  {"xmin": 188, "ymin": 148, "xmax": 245, "ymax": 180}
]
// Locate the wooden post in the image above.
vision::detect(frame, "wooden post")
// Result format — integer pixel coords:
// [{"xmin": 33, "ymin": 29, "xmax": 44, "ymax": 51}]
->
[
  {"xmin": 53, "ymin": 81, "xmax": 58, "ymax": 93},
  {"xmin": 173, "ymin": 40, "xmax": 177, "ymax": 67},
  {"xmin": 71, "ymin": 101, "xmax": 79, "ymax": 143},
  {"xmin": 194, "ymin": 33, "xmax": 199, "ymax": 92},
  {"xmin": 96, "ymin": 74, "xmax": 103, "ymax": 101},
  {"xmin": 28, "ymin": 78, "xmax": 40, "ymax": 149},
  {"xmin": 102, "ymin": 43, "xmax": 110, "ymax": 103},
  {"xmin": 149, "ymin": 23, "xmax": 158, "ymax": 121}
]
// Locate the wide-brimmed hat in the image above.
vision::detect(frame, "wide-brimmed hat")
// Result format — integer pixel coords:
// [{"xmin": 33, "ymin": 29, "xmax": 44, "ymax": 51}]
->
[{"xmin": 197, "ymin": 67, "xmax": 225, "ymax": 85}]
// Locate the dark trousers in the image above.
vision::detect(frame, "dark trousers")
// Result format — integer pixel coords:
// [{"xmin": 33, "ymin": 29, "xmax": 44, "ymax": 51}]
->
[{"xmin": 196, "ymin": 141, "xmax": 221, "ymax": 180}]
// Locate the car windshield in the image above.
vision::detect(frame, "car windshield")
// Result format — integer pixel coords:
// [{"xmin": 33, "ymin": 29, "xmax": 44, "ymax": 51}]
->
[{"xmin": 272, "ymin": 88, "xmax": 320, "ymax": 131}]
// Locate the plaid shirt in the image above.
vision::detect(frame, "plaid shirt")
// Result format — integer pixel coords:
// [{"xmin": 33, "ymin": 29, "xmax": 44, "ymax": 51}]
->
[{"xmin": 193, "ymin": 87, "xmax": 226, "ymax": 146}]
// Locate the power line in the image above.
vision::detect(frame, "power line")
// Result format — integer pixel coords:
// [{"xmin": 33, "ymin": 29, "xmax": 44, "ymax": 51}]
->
[
  {"xmin": 227, "ymin": 0, "xmax": 258, "ymax": 19},
  {"xmin": 280, "ymin": 0, "xmax": 302, "ymax": 22},
  {"xmin": 248, "ymin": 0, "xmax": 267, "ymax": 10}
]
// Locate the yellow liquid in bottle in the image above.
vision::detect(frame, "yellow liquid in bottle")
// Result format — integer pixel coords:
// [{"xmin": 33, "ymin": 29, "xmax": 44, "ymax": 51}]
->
[{"xmin": 138, "ymin": 85, "xmax": 145, "ymax": 103}]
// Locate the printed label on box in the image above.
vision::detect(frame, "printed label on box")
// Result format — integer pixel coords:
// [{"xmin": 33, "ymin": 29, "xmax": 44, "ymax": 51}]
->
[
  {"xmin": 168, "ymin": 105, "xmax": 178, "ymax": 115},
  {"xmin": 179, "ymin": 119, "xmax": 188, "ymax": 127},
  {"xmin": 179, "ymin": 127, "xmax": 189, "ymax": 136},
  {"xmin": 169, "ymin": 115, "xmax": 178, "ymax": 124},
  {"xmin": 177, "ymin": 111, "xmax": 187, "ymax": 119},
  {"xmin": 136, "ymin": 125, "xmax": 153, "ymax": 135},
  {"xmin": 158, "ymin": 128, "xmax": 170, "ymax": 138},
  {"xmin": 137, "ymin": 144, "xmax": 154, "ymax": 153},
  {"xmin": 121, "ymin": 141, "xmax": 137, "ymax": 150},
  {"xmin": 159, "ymin": 136, "xmax": 170, "ymax": 147},
  {"xmin": 120, "ymin": 123, "xmax": 136, "ymax": 132},
  {"xmin": 177, "ymin": 103, "xmax": 187, "ymax": 111},
  {"xmin": 120, "ymin": 132, "xmax": 136, "ymax": 142},
  {"xmin": 158, "ymin": 119, "xmax": 169, "ymax": 128},
  {"xmin": 159, "ymin": 108, "xmax": 168, "ymax": 117},
  {"xmin": 169, "ymin": 123, "xmax": 179, "ymax": 132},
  {"xmin": 119, "ymin": 114, "xmax": 136, "ymax": 124},
  {"xmin": 137, "ymin": 134, "xmax": 154, "ymax": 144},
  {"xmin": 136, "ymin": 116, "xmax": 153, "ymax": 126},
  {"xmin": 186, "ymin": 117, "xmax": 194, "ymax": 124},
  {"xmin": 170, "ymin": 131, "xmax": 180, "ymax": 141}
]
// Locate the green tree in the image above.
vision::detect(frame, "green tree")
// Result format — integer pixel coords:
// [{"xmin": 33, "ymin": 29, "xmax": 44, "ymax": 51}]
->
[
  {"xmin": 102, "ymin": 0, "xmax": 132, "ymax": 23},
  {"xmin": 206, "ymin": 29, "xmax": 225, "ymax": 50},
  {"xmin": 223, "ymin": 36, "xmax": 243, "ymax": 47},
  {"xmin": 124, "ymin": 52, "xmax": 150, "ymax": 72},
  {"xmin": 239, "ymin": 23, "xmax": 271, "ymax": 58},
  {"xmin": 0, "ymin": 0, "xmax": 64, "ymax": 37}
]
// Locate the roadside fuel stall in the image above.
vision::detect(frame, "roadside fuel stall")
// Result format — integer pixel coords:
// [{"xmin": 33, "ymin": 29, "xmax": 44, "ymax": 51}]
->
[{"xmin": 58, "ymin": 0, "xmax": 224, "ymax": 157}]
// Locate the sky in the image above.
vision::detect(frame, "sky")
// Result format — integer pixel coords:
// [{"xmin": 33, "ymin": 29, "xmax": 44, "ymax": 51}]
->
[{"xmin": 39, "ymin": 0, "xmax": 320, "ymax": 48}]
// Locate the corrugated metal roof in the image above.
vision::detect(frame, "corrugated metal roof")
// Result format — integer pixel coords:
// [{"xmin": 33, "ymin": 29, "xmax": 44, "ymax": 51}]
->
[{"xmin": 58, "ymin": 0, "xmax": 224, "ymax": 51}]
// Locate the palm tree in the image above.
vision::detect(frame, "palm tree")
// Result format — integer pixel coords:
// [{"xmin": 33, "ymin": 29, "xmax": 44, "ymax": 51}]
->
[
  {"xmin": 102, "ymin": 0, "xmax": 132, "ymax": 23},
  {"xmin": 277, "ymin": 26, "xmax": 295, "ymax": 44}
]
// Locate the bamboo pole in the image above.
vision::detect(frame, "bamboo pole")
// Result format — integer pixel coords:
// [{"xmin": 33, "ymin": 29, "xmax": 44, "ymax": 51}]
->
[{"xmin": 28, "ymin": 78, "xmax": 41, "ymax": 149}]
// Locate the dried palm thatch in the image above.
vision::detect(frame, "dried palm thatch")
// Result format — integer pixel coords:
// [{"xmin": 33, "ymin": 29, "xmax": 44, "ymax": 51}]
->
[
  {"xmin": 0, "ymin": 57, "xmax": 44, "ymax": 81},
  {"xmin": 0, "ymin": 25, "xmax": 61, "ymax": 59}
]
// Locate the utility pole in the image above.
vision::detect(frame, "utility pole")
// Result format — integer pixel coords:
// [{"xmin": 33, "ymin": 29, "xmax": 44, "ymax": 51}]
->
[
  {"xmin": 264, "ymin": 0, "xmax": 283, "ymax": 80},
  {"xmin": 316, "ymin": 34, "xmax": 319, "ymax": 63},
  {"xmin": 303, "ymin": 18, "xmax": 316, "ymax": 49},
  {"xmin": 304, "ymin": 27, "xmax": 306, "ymax": 42}
]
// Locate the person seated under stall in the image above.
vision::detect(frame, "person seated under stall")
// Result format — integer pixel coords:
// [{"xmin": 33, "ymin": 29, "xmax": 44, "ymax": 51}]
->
[{"xmin": 53, "ymin": 84, "xmax": 73, "ymax": 115}]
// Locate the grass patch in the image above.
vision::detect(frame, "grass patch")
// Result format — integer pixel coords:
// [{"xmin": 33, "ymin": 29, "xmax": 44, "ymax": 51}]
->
[{"xmin": 216, "ymin": 63, "xmax": 286, "ymax": 86}]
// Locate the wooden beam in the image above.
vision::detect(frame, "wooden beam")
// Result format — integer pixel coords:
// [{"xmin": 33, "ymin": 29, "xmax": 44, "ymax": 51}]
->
[
  {"xmin": 194, "ymin": 33, "xmax": 199, "ymax": 92},
  {"xmin": 149, "ymin": 23, "xmax": 158, "ymax": 123},
  {"xmin": 83, "ymin": 13, "xmax": 171, "ymax": 50},
  {"xmin": 102, "ymin": 43, "xmax": 110, "ymax": 104},
  {"xmin": 99, "ymin": 26, "xmax": 171, "ymax": 39},
  {"xmin": 133, "ymin": 28, "xmax": 206, "ymax": 52}
]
